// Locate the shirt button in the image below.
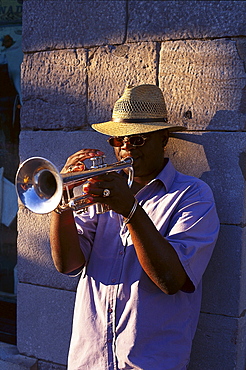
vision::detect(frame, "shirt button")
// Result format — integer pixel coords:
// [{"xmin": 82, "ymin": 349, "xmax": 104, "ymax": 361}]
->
[
  {"xmin": 119, "ymin": 250, "xmax": 123, "ymax": 255},
  {"xmin": 111, "ymin": 278, "xmax": 116, "ymax": 283},
  {"xmin": 107, "ymin": 338, "xmax": 112, "ymax": 343},
  {"xmin": 108, "ymin": 308, "xmax": 113, "ymax": 313}
]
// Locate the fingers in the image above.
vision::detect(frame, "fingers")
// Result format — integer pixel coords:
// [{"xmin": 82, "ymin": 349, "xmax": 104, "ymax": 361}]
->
[
  {"xmin": 82, "ymin": 173, "xmax": 120, "ymax": 196},
  {"xmin": 82, "ymin": 173, "xmax": 134, "ymax": 216},
  {"xmin": 82, "ymin": 179, "xmax": 108, "ymax": 197},
  {"xmin": 61, "ymin": 149, "xmax": 104, "ymax": 174}
]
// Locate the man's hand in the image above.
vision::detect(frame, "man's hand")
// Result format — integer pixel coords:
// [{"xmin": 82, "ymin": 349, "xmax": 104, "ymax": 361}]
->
[
  {"xmin": 82, "ymin": 171, "xmax": 136, "ymax": 218},
  {"xmin": 61, "ymin": 149, "xmax": 105, "ymax": 174}
]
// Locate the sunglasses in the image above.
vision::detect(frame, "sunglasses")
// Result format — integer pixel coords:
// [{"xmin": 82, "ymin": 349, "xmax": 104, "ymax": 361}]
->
[{"xmin": 107, "ymin": 135, "xmax": 148, "ymax": 147}]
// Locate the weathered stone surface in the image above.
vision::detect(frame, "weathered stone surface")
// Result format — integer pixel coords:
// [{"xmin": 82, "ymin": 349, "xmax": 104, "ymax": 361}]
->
[
  {"xmin": 87, "ymin": 42, "xmax": 158, "ymax": 125},
  {"xmin": 37, "ymin": 361, "xmax": 66, "ymax": 370},
  {"xmin": 21, "ymin": 49, "xmax": 87, "ymax": 130},
  {"xmin": 18, "ymin": 130, "xmax": 115, "ymax": 169},
  {"xmin": 17, "ymin": 208, "xmax": 79, "ymax": 291},
  {"xmin": 166, "ymin": 131, "xmax": 246, "ymax": 225},
  {"xmin": 21, "ymin": 38, "xmax": 246, "ymax": 132},
  {"xmin": 22, "ymin": 0, "xmax": 126, "ymax": 51},
  {"xmin": 21, "ymin": 42, "xmax": 158, "ymax": 131},
  {"xmin": 0, "ymin": 342, "xmax": 37, "ymax": 370},
  {"xmin": 128, "ymin": 1, "xmax": 246, "ymax": 42},
  {"xmin": 202, "ymin": 225, "xmax": 246, "ymax": 317},
  {"xmin": 189, "ymin": 313, "xmax": 246, "ymax": 369},
  {"xmin": 17, "ymin": 283, "xmax": 74, "ymax": 365},
  {"xmin": 159, "ymin": 39, "xmax": 246, "ymax": 130}
]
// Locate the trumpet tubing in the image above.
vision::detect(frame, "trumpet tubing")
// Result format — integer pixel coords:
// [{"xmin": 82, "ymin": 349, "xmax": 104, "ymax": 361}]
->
[{"xmin": 15, "ymin": 155, "xmax": 134, "ymax": 214}]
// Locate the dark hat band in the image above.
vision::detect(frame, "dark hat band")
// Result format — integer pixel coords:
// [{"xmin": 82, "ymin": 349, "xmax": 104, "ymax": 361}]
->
[{"xmin": 112, "ymin": 117, "xmax": 168, "ymax": 123}]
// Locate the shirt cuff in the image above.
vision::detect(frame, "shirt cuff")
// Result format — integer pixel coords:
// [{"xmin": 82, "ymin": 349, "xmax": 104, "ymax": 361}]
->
[{"xmin": 66, "ymin": 266, "xmax": 84, "ymax": 277}]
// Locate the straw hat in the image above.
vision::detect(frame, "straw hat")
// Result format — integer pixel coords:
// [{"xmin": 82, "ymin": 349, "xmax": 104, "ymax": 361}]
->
[{"xmin": 92, "ymin": 84, "xmax": 186, "ymax": 137}]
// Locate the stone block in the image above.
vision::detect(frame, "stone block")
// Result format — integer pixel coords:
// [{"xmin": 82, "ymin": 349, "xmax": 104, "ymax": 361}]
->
[
  {"xmin": 0, "ymin": 342, "xmax": 37, "ymax": 370},
  {"xmin": 87, "ymin": 42, "xmax": 158, "ymax": 124},
  {"xmin": 202, "ymin": 225, "xmax": 246, "ymax": 317},
  {"xmin": 166, "ymin": 131, "xmax": 246, "ymax": 225},
  {"xmin": 128, "ymin": 1, "xmax": 246, "ymax": 42},
  {"xmin": 22, "ymin": 0, "xmax": 126, "ymax": 51},
  {"xmin": 189, "ymin": 312, "xmax": 246, "ymax": 369},
  {"xmin": 159, "ymin": 39, "xmax": 246, "ymax": 131},
  {"xmin": 17, "ymin": 283, "xmax": 75, "ymax": 366},
  {"xmin": 18, "ymin": 130, "xmax": 115, "ymax": 170},
  {"xmin": 21, "ymin": 49, "xmax": 87, "ymax": 130},
  {"xmin": 17, "ymin": 208, "xmax": 79, "ymax": 291}
]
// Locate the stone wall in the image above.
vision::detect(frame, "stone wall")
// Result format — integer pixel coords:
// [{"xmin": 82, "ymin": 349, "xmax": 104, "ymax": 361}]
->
[{"xmin": 17, "ymin": 1, "xmax": 246, "ymax": 369}]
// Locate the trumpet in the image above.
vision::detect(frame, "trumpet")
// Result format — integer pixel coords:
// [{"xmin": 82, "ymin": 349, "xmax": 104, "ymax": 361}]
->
[{"xmin": 15, "ymin": 155, "xmax": 134, "ymax": 214}]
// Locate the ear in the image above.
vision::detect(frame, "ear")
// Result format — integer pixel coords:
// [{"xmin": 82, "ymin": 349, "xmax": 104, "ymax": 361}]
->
[{"xmin": 162, "ymin": 130, "xmax": 169, "ymax": 147}]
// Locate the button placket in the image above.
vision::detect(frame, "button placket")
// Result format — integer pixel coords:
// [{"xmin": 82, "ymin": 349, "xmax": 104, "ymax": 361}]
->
[{"xmin": 106, "ymin": 239, "xmax": 126, "ymax": 369}]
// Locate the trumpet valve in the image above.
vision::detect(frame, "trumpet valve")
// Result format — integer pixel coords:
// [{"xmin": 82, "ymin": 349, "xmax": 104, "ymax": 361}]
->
[{"xmin": 90, "ymin": 155, "xmax": 106, "ymax": 169}]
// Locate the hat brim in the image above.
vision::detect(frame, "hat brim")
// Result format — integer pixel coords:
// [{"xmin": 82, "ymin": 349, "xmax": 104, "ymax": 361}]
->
[{"xmin": 92, "ymin": 121, "xmax": 186, "ymax": 137}]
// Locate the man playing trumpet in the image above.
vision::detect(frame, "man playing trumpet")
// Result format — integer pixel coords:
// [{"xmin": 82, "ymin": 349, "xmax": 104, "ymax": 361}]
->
[{"xmin": 50, "ymin": 84, "xmax": 220, "ymax": 370}]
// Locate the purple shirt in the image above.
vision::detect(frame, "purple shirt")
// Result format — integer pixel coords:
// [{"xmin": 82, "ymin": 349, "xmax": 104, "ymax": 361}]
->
[{"xmin": 67, "ymin": 159, "xmax": 220, "ymax": 370}]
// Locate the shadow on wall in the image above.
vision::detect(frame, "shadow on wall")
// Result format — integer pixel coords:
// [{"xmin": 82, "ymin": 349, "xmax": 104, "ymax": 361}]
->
[{"xmin": 168, "ymin": 119, "xmax": 245, "ymax": 226}]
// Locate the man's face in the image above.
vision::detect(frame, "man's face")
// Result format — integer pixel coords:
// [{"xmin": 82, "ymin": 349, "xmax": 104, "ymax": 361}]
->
[{"xmin": 112, "ymin": 130, "xmax": 168, "ymax": 181}]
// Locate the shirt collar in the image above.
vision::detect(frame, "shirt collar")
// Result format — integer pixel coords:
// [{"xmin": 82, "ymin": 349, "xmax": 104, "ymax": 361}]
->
[
  {"xmin": 153, "ymin": 158, "xmax": 176, "ymax": 192},
  {"xmin": 130, "ymin": 158, "xmax": 177, "ymax": 198}
]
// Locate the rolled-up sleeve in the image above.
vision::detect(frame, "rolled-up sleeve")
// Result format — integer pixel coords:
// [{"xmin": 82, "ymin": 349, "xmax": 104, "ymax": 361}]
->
[{"xmin": 165, "ymin": 182, "xmax": 220, "ymax": 290}]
